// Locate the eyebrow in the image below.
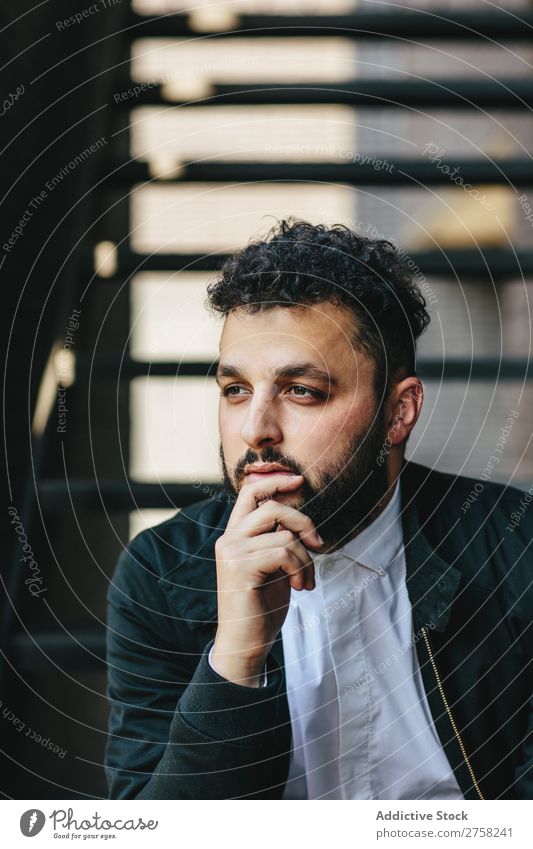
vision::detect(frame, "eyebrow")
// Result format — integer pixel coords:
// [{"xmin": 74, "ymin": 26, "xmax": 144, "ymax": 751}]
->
[{"xmin": 215, "ymin": 361, "xmax": 338, "ymax": 387}]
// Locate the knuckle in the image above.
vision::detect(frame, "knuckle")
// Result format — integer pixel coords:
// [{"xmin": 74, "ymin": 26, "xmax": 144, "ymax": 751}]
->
[
  {"xmin": 214, "ymin": 538, "xmax": 228, "ymax": 559},
  {"xmin": 255, "ymin": 500, "xmax": 274, "ymax": 521},
  {"xmin": 255, "ymin": 491, "xmax": 274, "ymax": 506},
  {"xmin": 214, "ymin": 535, "xmax": 226, "ymax": 552},
  {"xmin": 286, "ymin": 549, "xmax": 298, "ymax": 566},
  {"xmin": 227, "ymin": 562, "xmax": 243, "ymax": 577},
  {"xmin": 218, "ymin": 543, "xmax": 241, "ymax": 569},
  {"xmin": 280, "ymin": 529, "xmax": 296, "ymax": 544}
]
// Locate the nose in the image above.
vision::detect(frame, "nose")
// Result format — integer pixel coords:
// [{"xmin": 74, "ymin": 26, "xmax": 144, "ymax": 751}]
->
[{"xmin": 240, "ymin": 384, "xmax": 282, "ymax": 449}]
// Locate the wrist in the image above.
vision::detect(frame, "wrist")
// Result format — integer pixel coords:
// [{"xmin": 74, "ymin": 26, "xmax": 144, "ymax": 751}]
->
[{"xmin": 210, "ymin": 637, "xmax": 267, "ymax": 688}]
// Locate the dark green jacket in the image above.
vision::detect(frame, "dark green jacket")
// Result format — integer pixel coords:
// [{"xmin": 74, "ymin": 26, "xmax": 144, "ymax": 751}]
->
[{"xmin": 105, "ymin": 461, "xmax": 533, "ymax": 800}]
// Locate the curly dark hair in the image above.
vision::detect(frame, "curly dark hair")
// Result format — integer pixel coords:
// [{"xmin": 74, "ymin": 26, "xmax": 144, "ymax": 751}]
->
[{"xmin": 205, "ymin": 219, "xmax": 430, "ymax": 403}]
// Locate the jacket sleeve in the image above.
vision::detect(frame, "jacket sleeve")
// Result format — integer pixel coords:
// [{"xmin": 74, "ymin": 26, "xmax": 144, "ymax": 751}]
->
[
  {"xmin": 105, "ymin": 544, "xmax": 290, "ymax": 800},
  {"xmin": 513, "ymin": 686, "xmax": 533, "ymax": 799},
  {"xmin": 512, "ymin": 601, "xmax": 533, "ymax": 799},
  {"xmin": 505, "ymin": 514, "xmax": 533, "ymax": 799}
]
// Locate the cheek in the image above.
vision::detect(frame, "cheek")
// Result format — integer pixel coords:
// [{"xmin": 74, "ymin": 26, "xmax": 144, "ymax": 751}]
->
[
  {"xmin": 337, "ymin": 393, "xmax": 377, "ymax": 434},
  {"xmin": 302, "ymin": 400, "xmax": 374, "ymax": 459},
  {"xmin": 307, "ymin": 404, "xmax": 360, "ymax": 445},
  {"xmin": 218, "ymin": 403, "xmax": 238, "ymax": 436},
  {"xmin": 218, "ymin": 405, "xmax": 248, "ymax": 466},
  {"xmin": 290, "ymin": 410, "xmax": 349, "ymax": 470}
]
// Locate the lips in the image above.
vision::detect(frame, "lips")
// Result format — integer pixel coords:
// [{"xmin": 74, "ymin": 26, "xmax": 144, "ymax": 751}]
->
[
  {"xmin": 248, "ymin": 463, "xmax": 290, "ymax": 474},
  {"xmin": 246, "ymin": 472, "xmax": 295, "ymax": 483},
  {"xmin": 244, "ymin": 463, "xmax": 297, "ymax": 483},
  {"xmin": 245, "ymin": 463, "xmax": 292, "ymax": 475}
]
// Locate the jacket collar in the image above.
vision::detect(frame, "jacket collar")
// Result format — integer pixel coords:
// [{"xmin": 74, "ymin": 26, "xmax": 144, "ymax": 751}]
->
[
  {"xmin": 399, "ymin": 461, "xmax": 462, "ymax": 632},
  {"xmin": 158, "ymin": 461, "xmax": 462, "ymax": 633}
]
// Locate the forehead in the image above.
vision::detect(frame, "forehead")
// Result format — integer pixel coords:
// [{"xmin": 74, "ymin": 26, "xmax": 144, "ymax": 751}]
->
[
  {"xmin": 218, "ymin": 302, "xmax": 370, "ymax": 381},
  {"xmin": 220, "ymin": 301, "xmax": 350, "ymax": 347}
]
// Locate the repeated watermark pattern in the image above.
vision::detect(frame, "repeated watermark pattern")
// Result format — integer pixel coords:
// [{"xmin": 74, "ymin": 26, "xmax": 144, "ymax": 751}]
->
[
  {"xmin": 3, "ymin": 137, "xmax": 108, "ymax": 254},
  {"xmin": 57, "ymin": 307, "xmax": 82, "ymax": 434},
  {"xmin": 1, "ymin": 84, "xmax": 25, "ymax": 117},
  {"xmin": 8, "ymin": 506, "xmax": 47, "ymax": 597},
  {"xmin": 288, "ymin": 570, "xmax": 381, "ymax": 636},
  {"xmin": 263, "ymin": 144, "xmax": 395, "ymax": 172},
  {"xmin": 113, "ymin": 57, "xmax": 261, "ymax": 103},
  {"xmin": 0, "ymin": 699, "xmax": 67, "ymax": 759},
  {"xmin": 55, "ymin": 0, "xmax": 123, "ymax": 31},
  {"xmin": 347, "ymin": 217, "xmax": 438, "ymax": 307},
  {"xmin": 461, "ymin": 409, "xmax": 519, "ymax": 514},
  {"xmin": 506, "ymin": 482, "xmax": 533, "ymax": 533},
  {"xmin": 377, "ymin": 402, "xmax": 408, "ymax": 467},
  {"xmin": 343, "ymin": 621, "xmax": 436, "ymax": 697},
  {"xmin": 517, "ymin": 193, "xmax": 533, "ymax": 229},
  {"xmin": 422, "ymin": 143, "xmax": 496, "ymax": 211}
]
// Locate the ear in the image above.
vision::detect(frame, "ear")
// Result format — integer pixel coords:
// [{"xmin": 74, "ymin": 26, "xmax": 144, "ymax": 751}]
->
[{"xmin": 384, "ymin": 376, "xmax": 424, "ymax": 447}]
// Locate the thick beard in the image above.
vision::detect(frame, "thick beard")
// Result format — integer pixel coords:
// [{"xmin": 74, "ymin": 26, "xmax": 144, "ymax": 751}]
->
[{"xmin": 218, "ymin": 411, "xmax": 390, "ymax": 551}]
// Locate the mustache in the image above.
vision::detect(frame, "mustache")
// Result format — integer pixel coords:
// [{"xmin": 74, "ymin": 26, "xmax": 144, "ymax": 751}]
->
[{"xmin": 233, "ymin": 447, "xmax": 304, "ymax": 481}]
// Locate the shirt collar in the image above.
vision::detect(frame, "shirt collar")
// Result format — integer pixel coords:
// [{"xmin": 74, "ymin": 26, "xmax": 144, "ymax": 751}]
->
[{"xmin": 317, "ymin": 478, "xmax": 402, "ymax": 575}]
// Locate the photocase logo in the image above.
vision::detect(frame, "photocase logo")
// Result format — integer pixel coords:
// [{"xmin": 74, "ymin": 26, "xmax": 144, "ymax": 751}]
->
[{"xmin": 20, "ymin": 809, "xmax": 46, "ymax": 837}]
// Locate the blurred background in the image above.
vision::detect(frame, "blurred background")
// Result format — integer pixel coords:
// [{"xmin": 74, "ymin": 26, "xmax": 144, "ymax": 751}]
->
[{"xmin": 1, "ymin": 0, "xmax": 532, "ymax": 799}]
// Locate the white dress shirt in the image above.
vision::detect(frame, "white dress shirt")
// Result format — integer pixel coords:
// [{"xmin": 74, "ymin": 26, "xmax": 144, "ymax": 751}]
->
[{"xmin": 280, "ymin": 479, "xmax": 464, "ymax": 800}]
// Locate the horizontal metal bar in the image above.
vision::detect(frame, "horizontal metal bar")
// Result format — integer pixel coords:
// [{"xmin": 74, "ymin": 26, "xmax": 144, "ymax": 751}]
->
[
  {"xmin": 116, "ymin": 79, "xmax": 533, "ymax": 109},
  {"xmin": 80, "ymin": 359, "xmax": 217, "ymax": 378},
  {"xmin": 113, "ymin": 248, "xmax": 533, "ymax": 278},
  {"xmin": 103, "ymin": 159, "xmax": 533, "ymax": 186},
  {"xmin": 78, "ymin": 358, "xmax": 533, "ymax": 382},
  {"xmin": 37, "ymin": 479, "xmax": 223, "ymax": 511},
  {"xmin": 126, "ymin": 11, "xmax": 533, "ymax": 40}
]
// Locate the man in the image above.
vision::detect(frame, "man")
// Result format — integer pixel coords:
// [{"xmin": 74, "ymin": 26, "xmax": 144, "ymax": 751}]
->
[{"xmin": 105, "ymin": 220, "xmax": 532, "ymax": 800}]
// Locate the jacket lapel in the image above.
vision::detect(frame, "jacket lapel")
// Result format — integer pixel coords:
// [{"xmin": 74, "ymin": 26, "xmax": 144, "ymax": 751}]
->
[
  {"xmin": 400, "ymin": 464, "xmax": 462, "ymax": 631},
  {"xmin": 399, "ymin": 464, "xmax": 477, "ymax": 798}
]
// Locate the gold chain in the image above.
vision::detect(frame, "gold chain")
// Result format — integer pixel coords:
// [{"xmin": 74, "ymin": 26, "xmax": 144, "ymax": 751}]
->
[{"xmin": 421, "ymin": 626, "xmax": 485, "ymax": 800}]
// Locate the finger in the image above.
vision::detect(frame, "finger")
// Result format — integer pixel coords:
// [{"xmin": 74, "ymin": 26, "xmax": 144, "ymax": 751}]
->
[
  {"xmin": 236, "ymin": 498, "xmax": 323, "ymax": 550},
  {"xmin": 252, "ymin": 529, "xmax": 313, "ymax": 567},
  {"xmin": 228, "ymin": 536, "xmax": 309, "ymax": 591},
  {"xmin": 225, "ymin": 473, "xmax": 305, "ymax": 531},
  {"xmin": 227, "ymin": 547, "xmax": 306, "ymax": 591},
  {"xmin": 266, "ymin": 529, "xmax": 315, "ymax": 589},
  {"xmin": 251, "ymin": 546, "xmax": 308, "ymax": 591},
  {"xmin": 274, "ymin": 524, "xmax": 317, "ymax": 588}
]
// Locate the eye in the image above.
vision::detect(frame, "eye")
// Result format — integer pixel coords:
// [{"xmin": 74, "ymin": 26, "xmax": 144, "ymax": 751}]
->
[
  {"xmin": 220, "ymin": 384, "xmax": 326, "ymax": 400},
  {"xmin": 221, "ymin": 385, "xmax": 248, "ymax": 397},
  {"xmin": 288, "ymin": 385, "xmax": 325, "ymax": 400}
]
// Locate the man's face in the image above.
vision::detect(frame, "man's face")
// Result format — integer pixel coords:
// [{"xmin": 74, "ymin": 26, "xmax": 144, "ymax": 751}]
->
[{"xmin": 216, "ymin": 302, "xmax": 389, "ymax": 549}]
